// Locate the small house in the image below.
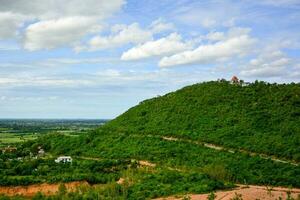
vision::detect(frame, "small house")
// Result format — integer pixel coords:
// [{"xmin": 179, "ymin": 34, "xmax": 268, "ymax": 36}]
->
[{"xmin": 55, "ymin": 156, "xmax": 72, "ymax": 163}]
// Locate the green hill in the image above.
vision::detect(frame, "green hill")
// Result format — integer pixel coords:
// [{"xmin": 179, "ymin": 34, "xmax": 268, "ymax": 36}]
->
[
  {"xmin": 105, "ymin": 81, "xmax": 300, "ymax": 161},
  {"xmin": 8, "ymin": 80, "xmax": 299, "ymax": 200}
]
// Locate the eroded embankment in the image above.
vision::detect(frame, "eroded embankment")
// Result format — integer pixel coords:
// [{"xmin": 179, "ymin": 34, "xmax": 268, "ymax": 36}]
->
[
  {"xmin": 0, "ymin": 159, "xmax": 157, "ymax": 198},
  {"xmin": 0, "ymin": 181, "xmax": 89, "ymax": 197}
]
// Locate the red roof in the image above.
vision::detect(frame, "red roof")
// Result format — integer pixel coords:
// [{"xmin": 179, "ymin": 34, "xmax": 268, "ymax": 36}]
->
[{"xmin": 231, "ymin": 76, "xmax": 239, "ymax": 82}]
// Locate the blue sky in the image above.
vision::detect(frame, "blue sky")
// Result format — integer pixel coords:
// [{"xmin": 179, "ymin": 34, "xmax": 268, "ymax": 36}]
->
[{"xmin": 0, "ymin": 0, "xmax": 299, "ymax": 119}]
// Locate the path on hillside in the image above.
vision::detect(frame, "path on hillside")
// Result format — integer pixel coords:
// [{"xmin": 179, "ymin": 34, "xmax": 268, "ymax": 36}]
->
[
  {"xmin": 77, "ymin": 156, "xmax": 157, "ymax": 167},
  {"xmin": 76, "ymin": 156, "xmax": 101, "ymax": 161},
  {"xmin": 131, "ymin": 134, "xmax": 299, "ymax": 166},
  {"xmin": 161, "ymin": 135, "xmax": 299, "ymax": 166}
]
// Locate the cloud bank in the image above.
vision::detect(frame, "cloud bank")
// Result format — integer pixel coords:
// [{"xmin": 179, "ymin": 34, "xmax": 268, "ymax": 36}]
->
[
  {"xmin": 121, "ymin": 33, "xmax": 191, "ymax": 60},
  {"xmin": 159, "ymin": 33, "xmax": 255, "ymax": 67}
]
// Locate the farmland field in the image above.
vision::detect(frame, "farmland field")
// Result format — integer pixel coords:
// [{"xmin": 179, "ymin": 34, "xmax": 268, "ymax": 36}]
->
[
  {"xmin": 0, "ymin": 119, "xmax": 108, "ymax": 148},
  {"xmin": 0, "ymin": 133, "xmax": 37, "ymax": 147}
]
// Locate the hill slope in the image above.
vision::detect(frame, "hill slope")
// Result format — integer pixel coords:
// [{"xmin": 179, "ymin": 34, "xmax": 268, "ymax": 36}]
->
[
  {"xmin": 14, "ymin": 80, "xmax": 300, "ymax": 197},
  {"xmin": 105, "ymin": 81, "xmax": 300, "ymax": 161}
]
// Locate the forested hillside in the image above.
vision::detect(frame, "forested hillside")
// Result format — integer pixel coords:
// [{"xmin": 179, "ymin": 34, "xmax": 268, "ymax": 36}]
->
[
  {"xmin": 105, "ymin": 81, "xmax": 300, "ymax": 161},
  {"xmin": 3, "ymin": 80, "xmax": 299, "ymax": 199}
]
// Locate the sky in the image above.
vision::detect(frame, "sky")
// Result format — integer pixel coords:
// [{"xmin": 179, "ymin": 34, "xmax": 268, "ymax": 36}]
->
[{"xmin": 0, "ymin": 0, "xmax": 299, "ymax": 119}]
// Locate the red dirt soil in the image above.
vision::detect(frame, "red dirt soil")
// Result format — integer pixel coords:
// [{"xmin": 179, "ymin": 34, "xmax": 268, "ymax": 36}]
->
[
  {"xmin": 0, "ymin": 181, "xmax": 89, "ymax": 197},
  {"xmin": 155, "ymin": 185, "xmax": 300, "ymax": 200},
  {"xmin": 1, "ymin": 182, "xmax": 299, "ymax": 199}
]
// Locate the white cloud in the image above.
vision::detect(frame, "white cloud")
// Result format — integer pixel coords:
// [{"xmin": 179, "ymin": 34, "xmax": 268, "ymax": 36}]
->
[
  {"xmin": 81, "ymin": 19, "xmax": 176, "ymax": 51},
  {"xmin": 0, "ymin": 76, "xmax": 92, "ymax": 88},
  {"xmin": 98, "ymin": 69, "xmax": 121, "ymax": 77},
  {"xmin": 0, "ymin": 12, "xmax": 28, "ymax": 39},
  {"xmin": 121, "ymin": 33, "xmax": 191, "ymax": 61},
  {"xmin": 205, "ymin": 27, "xmax": 250, "ymax": 42},
  {"xmin": 0, "ymin": 57, "xmax": 120, "ymax": 71},
  {"xmin": 176, "ymin": 10, "xmax": 217, "ymax": 28},
  {"xmin": 43, "ymin": 57, "xmax": 117, "ymax": 66},
  {"xmin": 227, "ymin": 27, "xmax": 251, "ymax": 38},
  {"xmin": 0, "ymin": 0, "xmax": 125, "ymax": 19},
  {"xmin": 173, "ymin": 2, "xmax": 240, "ymax": 29},
  {"xmin": 0, "ymin": 68, "xmax": 207, "ymax": 89},
  {"xmin": 0, "ymin": 0, "xmax": 125, "ymax": 49},
  {"xmin": 201, "ymin": 18, "xmax": 217, "ymax": 28},
  {"xmin": 240, "ymin": 50, "xmax": 291, "ymax": 77},
  {"xmin": 24, "ymin": 17, "xmax": 100, "ymax": 50},
  {"xmin": 159, "ymin": 34, "xmax": 255, "ymax": 67},
  {"xmin": 206, "ymin": 31, "xmax": 225, "ymax": 41},
  {"xmin": 149, "ymin": 18, "xmax": 175, "ymax": 34},
  {"xmin": 88, "ymin": 23, "xmax": 153, "ymax": 50}
]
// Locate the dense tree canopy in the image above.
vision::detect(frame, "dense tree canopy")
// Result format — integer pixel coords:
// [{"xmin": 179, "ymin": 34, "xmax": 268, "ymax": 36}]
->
[{"xmin": 105, "ymin": 81, "xmax": 300, "ymax": 161}]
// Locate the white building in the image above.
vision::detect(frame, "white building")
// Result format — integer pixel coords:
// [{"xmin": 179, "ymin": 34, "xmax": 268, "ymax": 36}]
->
[
  {"xmin": 55, "ymin": 156, "xmax": 72, "ymax": 163},
  {"xmin": 38, "ymin": 146, "xmax": 45, "ymax": 156}
]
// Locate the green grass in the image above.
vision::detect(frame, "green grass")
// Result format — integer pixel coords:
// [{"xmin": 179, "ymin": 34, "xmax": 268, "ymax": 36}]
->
[{"xmin": 0, "ymin": 133, "xmax": 37, "ymax": 146}]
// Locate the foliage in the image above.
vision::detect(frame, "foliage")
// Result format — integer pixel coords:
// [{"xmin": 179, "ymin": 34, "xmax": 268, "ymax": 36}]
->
[
  {"xmin": 25, "ymin": 131, "xmax": 300, "ymax": 187},
  {"xmin": 0, "ymin": 157, "xmax": 130, "ymax": 186},
  {"xmin": 0, "ymin": 168, "xmax": 228, "ymax": 200},
  {"xmin": 105, "ymin": 81, "xmax": 300, "ymax": 161},
  {"xmin": 207, "ymin": 191, "xmax": 216, "ymax": 200}
]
